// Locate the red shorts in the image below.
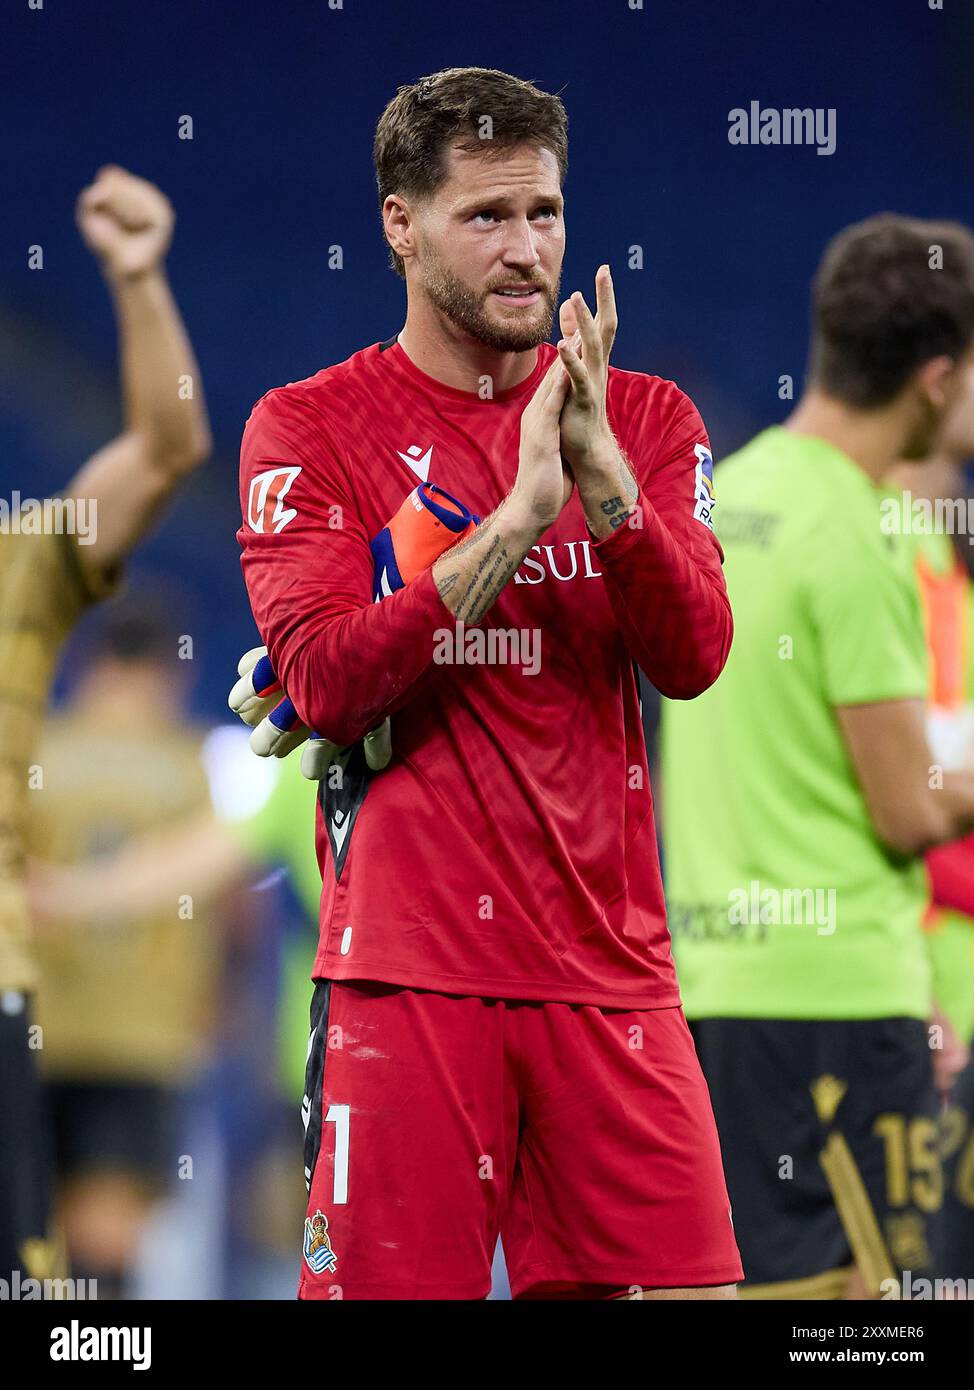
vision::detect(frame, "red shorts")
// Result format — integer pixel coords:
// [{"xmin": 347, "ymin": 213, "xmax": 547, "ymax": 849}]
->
[{"xmin": 299, "ymin": 981, "xmax": 742, "ymax": 1300}]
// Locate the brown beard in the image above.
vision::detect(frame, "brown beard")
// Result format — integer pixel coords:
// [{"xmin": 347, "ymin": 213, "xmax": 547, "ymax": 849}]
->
[{"xmin": 421, "ymin": 250, "xmax": 559, "ymax": 352}]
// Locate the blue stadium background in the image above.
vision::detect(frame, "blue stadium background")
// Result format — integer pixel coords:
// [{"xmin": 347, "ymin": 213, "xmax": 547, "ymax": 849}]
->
[
  {"xmin": 4, "ymin": 0, "xmax": 974, "ymax": 1302},
  {"xmin": 3, "ymin": 0, "xmax": 972, "ymax": 718}
]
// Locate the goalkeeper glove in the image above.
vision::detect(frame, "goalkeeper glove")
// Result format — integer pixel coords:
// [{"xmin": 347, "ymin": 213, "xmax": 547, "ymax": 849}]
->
[
  {"xmin": 228, "ymin": 645, "xmax": 392, "ymax": 778},
  {"xmin": 229, "ymin": 482, "xmax": 477, "ymax": 778}
]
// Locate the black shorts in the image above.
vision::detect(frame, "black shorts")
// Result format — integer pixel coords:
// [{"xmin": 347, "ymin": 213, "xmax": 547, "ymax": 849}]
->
[
  {"xmin": 690, "ymin": 1017, "xmax": 939, "ymax": 1298},
  {"xmin": 0, "ymin": 993, "xmax": 57, "ymax": 1285},
  {"xmin": 936, "ymin": 1053, "xmax": 974, "ymax": 1283},
  {"xmin": 47, "ymin": 1079, "xmax": 178, "ymax": 1190}
]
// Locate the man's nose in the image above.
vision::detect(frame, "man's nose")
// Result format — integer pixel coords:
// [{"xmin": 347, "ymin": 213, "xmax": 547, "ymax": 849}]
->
[{"xmin": 500, "ymin": 219, "xmax": 543, "ymax": 268}]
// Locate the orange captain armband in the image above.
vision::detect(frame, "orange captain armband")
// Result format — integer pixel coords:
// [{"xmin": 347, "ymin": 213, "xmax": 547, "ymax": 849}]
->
[{"xmin": 370, "ymin": 483, "xmax": 479, "ymax": 599}]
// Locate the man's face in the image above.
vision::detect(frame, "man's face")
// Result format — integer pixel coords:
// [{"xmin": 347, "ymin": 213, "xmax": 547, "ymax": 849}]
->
[
  {"xmin": 937, "ymin": 342, "xmax": 974, "ymax": 458},
  {"xmin": 903, "ymin": 341, "xmax": 974, "ymax": 460},
  {"xmin": 408, "ymin": 142, "xmax": 565, "ymax": 352}
]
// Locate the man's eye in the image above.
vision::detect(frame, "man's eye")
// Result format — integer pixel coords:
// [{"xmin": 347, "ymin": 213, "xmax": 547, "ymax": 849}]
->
[
  {"xmin": 534, "ymin": 207, "xmax": 557, "ymax": 221},
  {"xmin": 472, "ymin": 211, "xmax": 498, "ymax": 225}
]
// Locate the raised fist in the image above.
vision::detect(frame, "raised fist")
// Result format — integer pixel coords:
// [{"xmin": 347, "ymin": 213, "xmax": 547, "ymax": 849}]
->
[{"xmin": 76, "ymin": 165, "xmax": 175, "ymax": 279}]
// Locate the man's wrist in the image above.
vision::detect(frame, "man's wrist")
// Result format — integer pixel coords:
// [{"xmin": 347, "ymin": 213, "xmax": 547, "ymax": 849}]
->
[
  {"xmin": 102, "ymin": 261, "xmax": 167, "ymax": 292},
  {"xmin": 566, "ymin": 426, "xmax": 619, "ymax": 481},
  {"xmin": 571, "ymin": 436, "xmax": 640, "ymax": 539},
  {"xmin": 504, "ymin": 488, "xmax": 554, "ymax": 547},
  {"xmin": 588, "ymin": 493, "xmax": 640, "ymax": 538}
]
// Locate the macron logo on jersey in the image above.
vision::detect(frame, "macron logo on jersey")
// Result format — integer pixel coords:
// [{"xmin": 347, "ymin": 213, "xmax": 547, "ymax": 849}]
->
[
  {"xmin": 248, "ymin": 466, "xmax": 302, "ymax": 534},
  {"xmin": 397, "ymin": 444, "xmax": 433, "ymax": 481},
  {"xmin": 693, "ymin": 444, "xmax": 715, "ymax": 532}
]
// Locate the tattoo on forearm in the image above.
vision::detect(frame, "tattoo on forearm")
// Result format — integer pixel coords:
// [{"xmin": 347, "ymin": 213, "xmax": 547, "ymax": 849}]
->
[
  {"xmin": 455, "ymin": 535, "xmax": 502, "ymax": 620},
  {"xmin": 461, "ymin": 551, "xmax": 520, "ymax": 623},
  {"xmin": 452, "ymin": 534, "xmax": 521, "ymax": 623},
  {"xmin": 579, "ymin": 450, "xmax": 639, "ymax": 536},
  {"xmin": 599, "ymin": 495, "xmax": 634, "ymax": 530},
  {"xmin": 620, "ymin": 454, "xmax": 639, "ymax": 503},
  {"xmin": 455, "ymin": 532, "xmax": 501, "ymax": 608},
  {"xmin": 435, "ymin": 494, "xmax": 529, "ymax": 622},
  {"xmin": 448, "ymin": 509, "xmax": 498, "ymax": 563}
]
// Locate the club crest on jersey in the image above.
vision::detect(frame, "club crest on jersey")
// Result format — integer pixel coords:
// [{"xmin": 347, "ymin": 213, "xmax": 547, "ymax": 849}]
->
[
  {"xmin": 248, "ymin": 466, "xmax": 302, "ymax": 534},
  {"xmin": 303, "ymin": 1209, "xmax": 338, "ymax": 1275},
  {"xmin": 693, "ymin": 443, "xmax": 715, "ymax": 531}
]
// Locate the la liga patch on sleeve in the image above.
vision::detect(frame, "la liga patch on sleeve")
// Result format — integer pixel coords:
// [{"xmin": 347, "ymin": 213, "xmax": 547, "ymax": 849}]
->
[{"xmin": 693, "ymin": 443, "xmax": 715, "ymax": 531}]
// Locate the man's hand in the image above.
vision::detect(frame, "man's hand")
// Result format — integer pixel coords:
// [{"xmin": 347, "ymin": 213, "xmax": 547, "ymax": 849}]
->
[
  {"xmin": 62, "ymin": 168, "xmax": 209, "ymax": 589},
  {"xmin": 556, "ymin": 265, "xmax": 618, "ymax": 468},
  {"xmin": 931, "ymin": 1005, "xmax": 970, "ymax": 1101},
  {"xmin": 509, "ymin": 354, "xmax": 574, "ymax": 531},
  {"xmin": 229, "ymin": 646, "xmax": 392, "ymax": 779},
  {"xmin": 430, "ymin": 356, "xmax": 571, "ymax": 624},
  {"xmin": 76, "ymin": 165, "xmax": 175, "ymax": 282},
  {"xmin": 556, "ymin": 266, "xmax": 639, "ymax": 539}
]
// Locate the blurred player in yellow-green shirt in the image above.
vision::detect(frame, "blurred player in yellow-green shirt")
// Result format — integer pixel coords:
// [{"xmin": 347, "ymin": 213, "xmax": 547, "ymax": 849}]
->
[
  {"xmin": 662, "ymin": 215, "xmax": 974, "ymax": 1300},
  {"xmin": 889, "ymin": 432, "xmax": 974, "ymax": 1289}
]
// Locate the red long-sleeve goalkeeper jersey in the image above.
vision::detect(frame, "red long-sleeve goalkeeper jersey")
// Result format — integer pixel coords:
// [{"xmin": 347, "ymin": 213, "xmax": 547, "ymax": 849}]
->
[{"xmin": 238, "ymin": 337, "xmax": 731, "ymax": 1007}]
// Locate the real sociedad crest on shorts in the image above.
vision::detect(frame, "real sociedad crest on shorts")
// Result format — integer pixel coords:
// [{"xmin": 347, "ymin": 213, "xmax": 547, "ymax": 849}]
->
[
  {"xmin": 303, "ymin": 1209, "xmax": 338, "ymax": 1275},
  {"xmin": 693, "ymin": 443, "xmax": 716, "ymax": 531}
]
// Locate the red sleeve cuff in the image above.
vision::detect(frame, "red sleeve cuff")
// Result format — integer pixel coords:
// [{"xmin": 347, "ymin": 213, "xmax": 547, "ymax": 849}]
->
[{"xmin": 926, "ymin": 835, "xmax": 974, "ymax": 919}]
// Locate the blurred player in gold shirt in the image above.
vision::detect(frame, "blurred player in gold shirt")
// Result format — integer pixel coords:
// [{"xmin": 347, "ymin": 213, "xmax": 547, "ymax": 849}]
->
[
  {"xmin": 0, "ymin": 166, "xmax": 210, "ymax": 1290},
  {"xmin": 29, "ymin": 601, "xmax": 219, "ymax": 1297}
]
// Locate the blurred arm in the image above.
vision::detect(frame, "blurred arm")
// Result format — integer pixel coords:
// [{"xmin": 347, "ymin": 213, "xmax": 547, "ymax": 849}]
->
[
  {"xmin": 29, "ymin": 811, "xmax": 249, "ymax": 925},
  {"xmin": 926, "ymin": 833, "xmax": 974, "ymax": 916},
  {"xmin": 64, "ymin": 167, "xmax": 211, "ymax": 587},
  {"xmin": 837, "ymin": 699, "xmax": 974, "ymax": 854}
]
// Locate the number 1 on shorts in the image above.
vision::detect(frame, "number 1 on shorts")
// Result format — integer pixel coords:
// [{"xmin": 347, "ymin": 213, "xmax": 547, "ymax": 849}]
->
[{"xmin": 325, "ymin": 1103, "xmax": 350, "ymax": 1204}]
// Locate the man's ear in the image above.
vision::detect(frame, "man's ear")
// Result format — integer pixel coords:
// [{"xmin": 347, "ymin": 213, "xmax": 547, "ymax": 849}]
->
[
  {"xmin": 914, "ymin": 354, "xmax": 956, "ymax": 411},
  {"xmin": 382, "ymin": 194, "xmax": 415, "ymax": 267}
]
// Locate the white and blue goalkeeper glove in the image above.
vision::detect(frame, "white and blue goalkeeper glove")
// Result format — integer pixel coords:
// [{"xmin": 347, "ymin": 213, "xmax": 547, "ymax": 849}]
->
[
  {"xmin": 229, "ymin": 482, "xmax": 478, "ymax": 780},
  {"xmin": 228, "ymin": 647, "xmax": 392, "ymax": 780}
]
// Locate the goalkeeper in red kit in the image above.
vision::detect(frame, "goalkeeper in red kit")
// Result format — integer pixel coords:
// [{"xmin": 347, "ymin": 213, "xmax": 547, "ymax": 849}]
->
[{"xmin": 237, "ymin": 67, "xmax": 741, "ymax": 1301}]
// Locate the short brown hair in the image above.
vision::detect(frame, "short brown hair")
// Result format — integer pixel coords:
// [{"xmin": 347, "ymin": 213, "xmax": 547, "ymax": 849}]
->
[
  {"xmin": 810, "ymin": 213, "xmax": 974, "ymax": 407},
  {"xmin": 373, "ymin": 67, "xmax": 569, "ymax": 277}
]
